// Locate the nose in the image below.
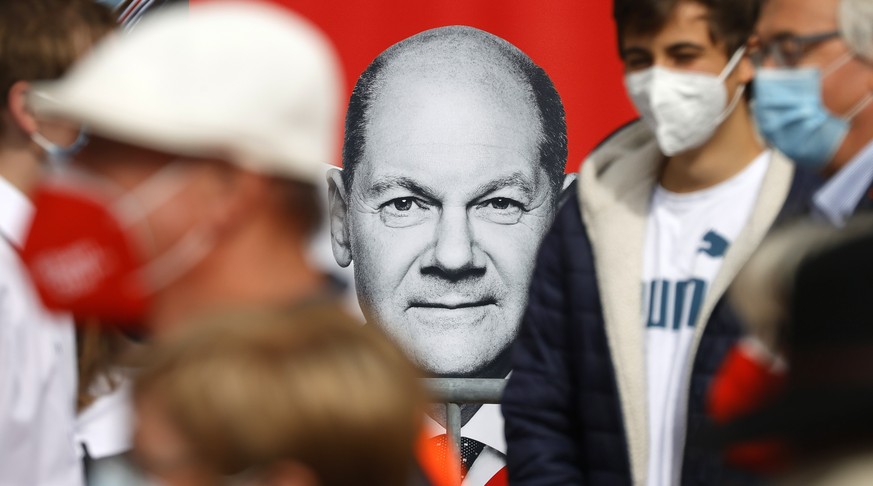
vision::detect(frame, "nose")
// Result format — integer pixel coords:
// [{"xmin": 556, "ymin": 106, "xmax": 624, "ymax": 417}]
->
[{"xmin": 424, "ymin": 207, "xmax": 483, "ymax": 276}]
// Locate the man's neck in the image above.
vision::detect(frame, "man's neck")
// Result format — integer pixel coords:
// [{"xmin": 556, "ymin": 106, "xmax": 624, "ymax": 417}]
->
[
  {"xmin": 0, "ymin": 145, "xmax": 42, "ymax": 197},
  {"xmin": 659, "ymin": 103, "xmax": 764, "ymax": 193}
]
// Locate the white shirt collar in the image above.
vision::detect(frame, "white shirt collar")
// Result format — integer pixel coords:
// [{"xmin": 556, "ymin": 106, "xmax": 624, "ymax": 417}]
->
[
  {"xmin": 0, "ymin": 175, "xmax": 33, "ymax": 249},
  {"xmin": 813, "ymin": 139, "xmax": 873, "ymax": 226},
  {"xmin": 424, "ymin": 403, "xmax": 506, "ymax": 455}
]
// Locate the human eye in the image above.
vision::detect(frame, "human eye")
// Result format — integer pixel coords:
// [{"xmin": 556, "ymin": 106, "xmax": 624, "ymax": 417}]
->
[
  {"xmin": 475, "ymin": 197, "xmax": 524, "ymax": 225},
  {"xmin": 379, "ymin": 197, "xmax": 431, "ymax": 228},
  {"xmin": 624, "ymin": 55, "xmax": 652, "ymax": 72},
  {"xmin": 672, "ymin": 50, "xmax": 700, "ymax": 67}
]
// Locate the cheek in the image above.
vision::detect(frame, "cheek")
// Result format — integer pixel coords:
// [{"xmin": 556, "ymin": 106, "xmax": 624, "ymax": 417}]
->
[
  {"xmin": 349, "ymin": 213, "xmax": 434, "ymax": 289},
  {"xmin": 474, "ymin": 216, "xmax": 549, "ymax": 286},
  {"xmin": 141, "ymin": 173, "xmax": 221, "ymax": 256},
  {"xmin": 821, "ymin": 61, "xmax": 869, "ymax": 116},
  {"xmin": 144, "ymin": 196, "xmax": 200, "ymax": 256}
]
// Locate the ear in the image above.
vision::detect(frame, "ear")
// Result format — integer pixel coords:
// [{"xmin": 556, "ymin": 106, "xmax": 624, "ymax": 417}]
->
[
  {"xmin": 737, "ymin": 54, "xmax": 755, "ymax": 86},
  {"xmin": 326, "ymin": 167, "xmax": 353, "ymax": 268},
  {"xmin": 6, "ymin": 81, "xmax": 38, "ymax": 135}
]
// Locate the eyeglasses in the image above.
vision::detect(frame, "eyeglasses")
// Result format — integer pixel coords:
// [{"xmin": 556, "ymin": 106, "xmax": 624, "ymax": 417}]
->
[{"xmin": 750, "ymin": 30, "xmax": 841, "ymax": 67}]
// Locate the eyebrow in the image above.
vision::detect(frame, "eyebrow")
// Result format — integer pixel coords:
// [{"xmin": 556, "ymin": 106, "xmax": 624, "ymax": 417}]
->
[
  {"xmin": 666, "ymin": 42, "xmax": 705, "ymax": 54},
  {"xmin": 621, "ymin": 46, "xmax": 650, "ymax": 59},
  {"xmin": 366, "ymin": 176, "xmax": 441, "ymax": 201},
  {"xmin": 365, "ymin": 172, "xmax": 537, "ymax": 202},
  {"xmin": 474, "ymin": 172, "xmax": 536, "ymax": 201}
]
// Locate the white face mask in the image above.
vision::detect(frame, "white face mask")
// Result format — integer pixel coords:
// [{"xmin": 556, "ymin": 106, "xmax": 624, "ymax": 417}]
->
[{"xmin": 624, "ymin": 47, "xmax": 747, "ymax": 156}]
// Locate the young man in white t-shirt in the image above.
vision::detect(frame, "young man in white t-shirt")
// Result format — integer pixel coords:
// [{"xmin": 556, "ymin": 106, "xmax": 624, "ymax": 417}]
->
[{"xmin": 502, "ymin": 0, "xmax": 820, "ymax": 484}]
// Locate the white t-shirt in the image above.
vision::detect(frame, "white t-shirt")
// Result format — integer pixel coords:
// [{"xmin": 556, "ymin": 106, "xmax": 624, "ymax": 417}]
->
[
  {"xmin": 642, "ymin": 151, "xmax": 770, "ymax": 486},
  {"xmin": 0, "ymin": 176, "xmax": 82, "ymax": 486}
]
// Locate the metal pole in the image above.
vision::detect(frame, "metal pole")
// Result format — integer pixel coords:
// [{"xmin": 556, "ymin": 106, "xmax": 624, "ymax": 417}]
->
[
  {"xmin": 425, "ymin": 378, "xmax": 507, "ymax": 484},
  {"xmin": 445, "ymin": 401, "xmax": 462, "ymax": 476},
  {"xmin": 424, "ymin": 378, "xmax": 506, "ymax": 403}
]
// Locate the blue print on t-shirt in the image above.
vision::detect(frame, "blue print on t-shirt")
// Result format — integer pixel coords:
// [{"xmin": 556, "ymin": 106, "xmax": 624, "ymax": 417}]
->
[
  {"xmin": 644, "ymin": 278, "xmax": 706, "ymax": 330},
  {"xmin": 697, "ymin": 230, "xmax": 730, "ymax": 258}
]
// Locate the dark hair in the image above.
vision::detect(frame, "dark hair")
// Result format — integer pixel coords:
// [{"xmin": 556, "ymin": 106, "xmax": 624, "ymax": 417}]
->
[
  {"xmin": 613, "ymin": 0, "xmax": 761, "ymax": 56},
  {"xmin": 0, "ymin": 0, "xmax": 115, "ymax": 112},
  {"xmin": 342, "ymin": 26, "xmax": 567, "ymax": 200}
]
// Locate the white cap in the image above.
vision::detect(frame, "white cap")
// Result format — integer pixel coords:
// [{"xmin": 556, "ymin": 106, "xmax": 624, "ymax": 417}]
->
[{"xmin": 28, "ymin": 1, "xmax": 343, "ymax": 185}]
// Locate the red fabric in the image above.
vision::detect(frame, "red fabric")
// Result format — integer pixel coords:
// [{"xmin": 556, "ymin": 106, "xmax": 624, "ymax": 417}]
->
[
  {"xmin": 708, "ymin": 344, "xmax": 786, "ymax": 423},
  {"xmin": 708, "ymin": 344, "xmax": 790, "ymax": 474},
  {"xmin": 21, "ymin": 183, "xmax": 149, "ymax": 323},
  {"xmin": 484, "ymin": 466, "xmax": 508, "ymax": 486},
  {"xmin": 417, "ymin": 432, "xmax": 462, "ymax": 486},
  {"xmin": 191, "ymin": 0, "xmax": 637, "ymax": 173}
]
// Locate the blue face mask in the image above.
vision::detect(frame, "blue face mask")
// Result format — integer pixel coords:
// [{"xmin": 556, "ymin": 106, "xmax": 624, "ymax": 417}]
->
[
  {"xmin": 753, "ymin": 55, "xmax": 872, "ymax": 169},
  {"xmin": 31, "ymin": 128, "xmax": 89, "ymax": 168}
]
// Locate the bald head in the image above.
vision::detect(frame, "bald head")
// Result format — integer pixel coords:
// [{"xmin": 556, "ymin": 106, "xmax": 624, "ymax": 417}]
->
[{"xmin": 342, "ymin": 26, "xmax": 567, "ymax": 197}]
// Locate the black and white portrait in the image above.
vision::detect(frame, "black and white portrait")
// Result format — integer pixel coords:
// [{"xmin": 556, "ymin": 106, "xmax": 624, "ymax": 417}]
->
[
  {"xmin": 325, "ymin": 26, "xmax": 567, "ymax": 483},
  {"xmin": 328, "ymin": 25, "xmax": 567, "ymax": 379}
]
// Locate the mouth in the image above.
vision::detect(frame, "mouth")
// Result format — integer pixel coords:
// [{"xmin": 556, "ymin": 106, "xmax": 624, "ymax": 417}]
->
[
  {"xmin": 404, "ymin": 298, "xmax": 498, "ymax": 331},
  {"xmin": 408, "ymin": 298, "xmax": 497, "ymax": 310}
]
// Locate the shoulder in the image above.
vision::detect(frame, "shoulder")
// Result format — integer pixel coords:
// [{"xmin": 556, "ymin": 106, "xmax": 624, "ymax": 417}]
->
[
  {"xmin": 772, "ymin": 153, "xmax": 824, "ymax": 223},
  {"xmin": 549, "ymin": 181, "xmax": 588, "ymax": 240}
]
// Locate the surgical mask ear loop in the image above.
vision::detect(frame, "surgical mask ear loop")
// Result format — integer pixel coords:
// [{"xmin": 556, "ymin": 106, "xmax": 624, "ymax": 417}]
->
[
  {"xmin": 110, "ymin": 160, "xmax": 195, "ymax": 268},
  {"xmin": 844, "ymin": 93, "xmax": 873, "ymax": 120},
  {"xmin": 107, "ymin": 160, "xmax": 217, "ymax": 294},
  {"xmin": 715, "ymin": 46, "xmax": 749, "ymax": 125},
  {"xmin": 31, "ymin": 128, "xmax": 89, "ymax": 168},
  {"xmin": 819, "ymin": 51, "xmax": 873, "ymax": 121},
  {"xmin": 822, "ymin": 52, "xmax": 855, "ymax": 77}
]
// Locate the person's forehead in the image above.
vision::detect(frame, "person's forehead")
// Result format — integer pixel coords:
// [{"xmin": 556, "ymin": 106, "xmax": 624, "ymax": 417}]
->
[
  {"xmin": 365, "ymin": 58, "xmax": 539, "ymax": 160},
  {"xmin": 622, "ymin": 2, "xmax": 716, "ymax": 51},
  {"xmin": 758, "ymin": 0, "xmax": 838, "ymax": 37}
]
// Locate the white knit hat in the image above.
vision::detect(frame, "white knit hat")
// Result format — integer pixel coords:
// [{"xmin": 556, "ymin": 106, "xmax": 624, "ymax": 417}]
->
[{"xmin": 28, "ymin": 1, "xmax": 343, "ymax": 185}]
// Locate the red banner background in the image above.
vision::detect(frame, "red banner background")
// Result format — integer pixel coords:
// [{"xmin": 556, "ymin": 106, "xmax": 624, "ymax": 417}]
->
[{"xmin": 192, "ymin": 0, "xmax": 637, "ymax": 172}]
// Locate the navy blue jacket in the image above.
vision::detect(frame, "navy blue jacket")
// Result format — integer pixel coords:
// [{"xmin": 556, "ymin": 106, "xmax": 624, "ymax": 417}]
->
[{"xmin": 502, "ymin": 168, "xmax": 819, "ymax": 485}]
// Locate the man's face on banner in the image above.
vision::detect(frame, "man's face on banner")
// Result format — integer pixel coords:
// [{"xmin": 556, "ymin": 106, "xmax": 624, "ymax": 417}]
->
[{"xmin": 329, "ymin": 59, "xmax": 558, "ymax": 376}]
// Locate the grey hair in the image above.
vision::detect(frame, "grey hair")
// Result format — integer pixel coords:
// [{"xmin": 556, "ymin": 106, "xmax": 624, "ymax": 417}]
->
[{"xmin": 839, "ymin": 0, "xmax": 873, "ymax": 63}]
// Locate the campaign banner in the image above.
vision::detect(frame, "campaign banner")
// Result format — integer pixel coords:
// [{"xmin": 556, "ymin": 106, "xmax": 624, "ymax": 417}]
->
[{"xmin": 190, "ymin": 2, "xmax": 637, "ymax": 484}]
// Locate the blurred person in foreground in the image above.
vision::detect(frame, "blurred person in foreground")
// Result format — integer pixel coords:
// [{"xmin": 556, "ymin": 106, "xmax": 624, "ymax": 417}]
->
[
  {"xmin": 133, "ymin": 308, "xmax": 426, "ymax": 486},
  {"xmin": 22, "ymin": 1, "xmax": 341, "ymax": 344},
  {"xmin": 708, "ymin": 219, "xmax": 873, "ymax": 485},
  {"xmin": 0, "ymin": 1, "xmax": 115, "ymax": 484},
  {"xmin": 501, "ymin": 0, "xmax": 819, "ymax": 484},
  {"xmin": 707, "ymin": 217, "xmax": 873, "ymax": 475},
  {"xmin": 708, "ymin": 0, "xmax": 873, "ymax": 462},
  {"xmin": 753, "ymin": 0, "xmax": 873, "ymax": 226},
  {"xmin": 18, "ymin": 3, "xmax": 454, "ymax": 485}
]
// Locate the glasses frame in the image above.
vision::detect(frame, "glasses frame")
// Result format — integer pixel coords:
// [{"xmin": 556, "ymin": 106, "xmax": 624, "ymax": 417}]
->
[{"xmin": 751, "ymin": 30, "xmax": 841, "ymax": 67}]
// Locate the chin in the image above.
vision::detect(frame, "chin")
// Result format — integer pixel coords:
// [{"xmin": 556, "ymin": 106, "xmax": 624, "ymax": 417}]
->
[{"xmin": 412, "ymin": 344, "xmax": 497, "ymax": 377}]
